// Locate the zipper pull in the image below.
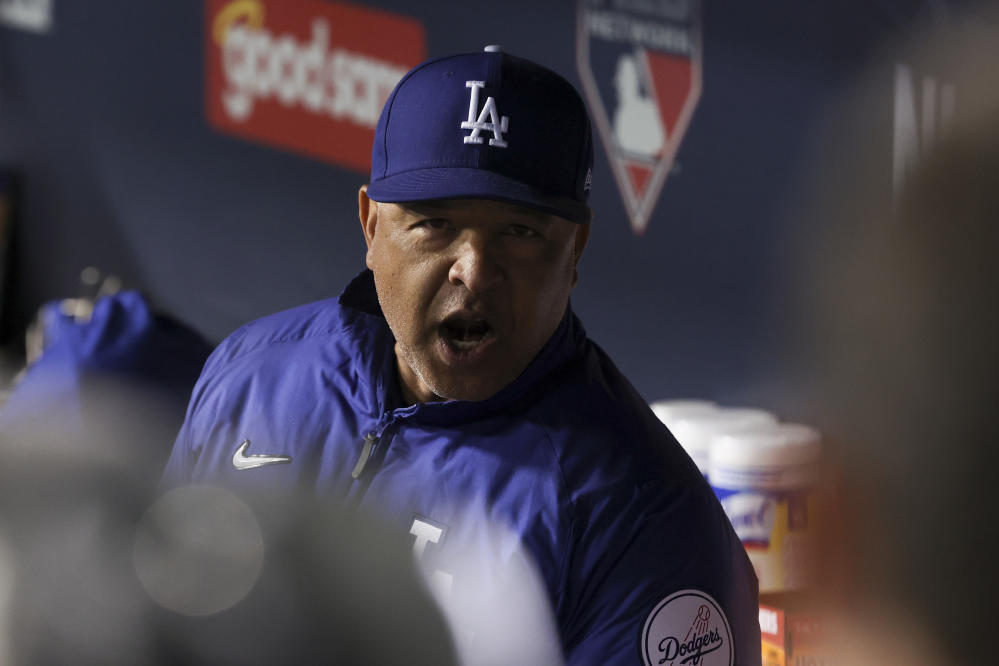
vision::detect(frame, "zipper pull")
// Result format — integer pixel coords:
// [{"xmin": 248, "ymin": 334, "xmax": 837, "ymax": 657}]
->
[{"xmin": 351, "ymin": 432, "xmax": 378, "ymax": 479}]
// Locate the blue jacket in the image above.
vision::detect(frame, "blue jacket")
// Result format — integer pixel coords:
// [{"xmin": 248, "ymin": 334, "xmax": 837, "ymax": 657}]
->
[{"xmin": 165, "ymin": 270, "xmax": 760, "ymax": 666}]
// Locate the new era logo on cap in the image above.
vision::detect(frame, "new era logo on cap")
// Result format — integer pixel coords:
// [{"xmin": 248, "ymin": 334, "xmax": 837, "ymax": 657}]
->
[{"xmin": 366, "ymin": 46, "xmax": 594, "ymax": 224}]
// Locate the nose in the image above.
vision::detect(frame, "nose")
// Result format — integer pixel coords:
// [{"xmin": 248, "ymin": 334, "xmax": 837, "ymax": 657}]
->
[{"xmin": 448, "ymin": 234, "xmax": 503, "ymax": 294}]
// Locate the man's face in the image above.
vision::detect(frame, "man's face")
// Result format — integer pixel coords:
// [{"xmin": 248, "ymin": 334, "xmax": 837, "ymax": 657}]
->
[{"xmin": 359, "ymin": 188, "xmax": 589, "ymax": 403}]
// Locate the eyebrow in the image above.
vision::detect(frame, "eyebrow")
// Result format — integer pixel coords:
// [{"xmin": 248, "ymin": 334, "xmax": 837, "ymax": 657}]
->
[
  {"xmin": 396, "ymin": 202, "xmax": 450, "ymax": 217},
  {"xmin": 398, "ymin": 200, "xmax": 555, "ymax": 226},
  {"xmin": 508, "ymin": 209, "xmax": 555, "ymax": 227}
]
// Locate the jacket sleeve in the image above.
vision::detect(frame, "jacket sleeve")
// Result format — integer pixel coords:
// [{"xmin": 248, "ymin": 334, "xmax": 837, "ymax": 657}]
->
[
  {"xmin": 160, "ymin": 411, "xmax": 196, "ymax": 488},
  {"xmin": 559, "ymin": 476, "xmax": 761, "ymax": 666}
]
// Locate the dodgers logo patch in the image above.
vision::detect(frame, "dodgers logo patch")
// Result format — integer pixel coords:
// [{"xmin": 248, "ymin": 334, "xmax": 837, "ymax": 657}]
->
[
  {"xmin": 641, "ymin": 589, "xmax": 733, "ymax": 666},
  {"xmin": 575, "ymin": 0, "xmax": 703, "ymax": 234}
]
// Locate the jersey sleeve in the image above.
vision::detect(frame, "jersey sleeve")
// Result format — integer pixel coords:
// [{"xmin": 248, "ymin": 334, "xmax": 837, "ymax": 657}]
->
[
  {"xmin": 160, "ymin": 410, "xmax": 196, "ymax": 488},
  {"xmin": 559, "ymin": 476, "xmax": 761, "ymax": 666}
]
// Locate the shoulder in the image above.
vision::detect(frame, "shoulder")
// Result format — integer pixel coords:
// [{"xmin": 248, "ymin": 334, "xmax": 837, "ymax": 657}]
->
[
  {"xmin": 207, "ymin": 297, "xmax": 350, "ymax": 370},
  {"xmin": 185, "ymin": 296, "xmax": 371, "ymax": 426},
  {"xmin": 166, "ymin": 296, "xmax": 378, "ymax": 479},
  {"xmin": 534, "ymin": 341, "xmax": 760, "ymax": 664},
  {"xmin": 527, "ymin": 332, "xmax": 741, "ymax": 577},
  {"xmin": 532, "ymin": 335, "xmax": 700, "ymax": 489}
]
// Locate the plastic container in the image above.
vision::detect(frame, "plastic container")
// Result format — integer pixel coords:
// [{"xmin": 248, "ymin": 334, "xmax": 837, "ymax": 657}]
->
[
  {"xmin": 666, "ymin": 407, "xmax": 777, "ymax": 477},
  {"xmin": 649, "ymin": 399, "xmax": 718, "ymax": 428},
  {"xmin": 709, "ymin": 423, "xmax": 822, "ymax": 593}
]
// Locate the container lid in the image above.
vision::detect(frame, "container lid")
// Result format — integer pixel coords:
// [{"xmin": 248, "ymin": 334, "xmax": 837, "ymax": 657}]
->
[
  {"xmin": 668, "ymin": 407, "xmax": 777, "ymax": 471},
  {"xmin": 709, "ymin": 423, "xmax": 822, "ymax": 489},
  {"xmin": 649, "ymin": 399, "xmax": 718, "ymax": 428},
  {"xmin": 712, "ymin": 423, "xmax": 821, "ymax": 468}
]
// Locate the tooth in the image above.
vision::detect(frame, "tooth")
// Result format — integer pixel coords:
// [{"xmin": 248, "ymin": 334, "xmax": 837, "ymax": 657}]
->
[{"xmin": 452, "ymin": 338, "xmax": 481, "ymax": 351}]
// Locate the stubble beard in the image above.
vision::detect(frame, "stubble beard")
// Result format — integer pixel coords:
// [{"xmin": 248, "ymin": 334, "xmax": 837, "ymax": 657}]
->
[
  {"xmin": 395, "ymin": 339, "xmax": 501, "ymax": 403},
  {"xmin": 395, "ymin": 340, "xmax": 446, "ymax": 402}
]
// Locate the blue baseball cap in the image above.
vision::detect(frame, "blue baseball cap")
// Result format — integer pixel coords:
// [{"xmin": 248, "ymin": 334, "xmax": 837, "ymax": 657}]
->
[{"xmin": 366, "ymin": 46, "xmax": 594, "ymax": 224}]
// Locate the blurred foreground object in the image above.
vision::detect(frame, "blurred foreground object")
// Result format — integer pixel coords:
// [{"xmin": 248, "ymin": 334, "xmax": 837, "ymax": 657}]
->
[
  {"xmin": 0, "ymin": 441, "xmax": 459, "ymax": 665},
  {"xmin": 0, "ymin": 290, "xmax": 212, "ymax": 483},
  {"xmin": 791, "ymin": 5, "xmax": 999, "ymax": 664}
]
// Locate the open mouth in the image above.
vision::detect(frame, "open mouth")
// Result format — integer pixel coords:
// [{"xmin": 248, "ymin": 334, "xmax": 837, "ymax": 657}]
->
[{"xmin": 439, "ymin": 316, "xmax": 494, "ymax": 353}]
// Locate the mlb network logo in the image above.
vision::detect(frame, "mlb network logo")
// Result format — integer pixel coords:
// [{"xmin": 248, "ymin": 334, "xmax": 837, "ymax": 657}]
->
[{"xmin": 576, "ymin": 0, "xmax": 702, "ymax": 234}]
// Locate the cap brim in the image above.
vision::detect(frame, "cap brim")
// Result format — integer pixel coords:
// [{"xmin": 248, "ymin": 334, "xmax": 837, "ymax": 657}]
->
[{"xmin": 366, "ymin": 167, "xmax": 591, "ymax": 225}]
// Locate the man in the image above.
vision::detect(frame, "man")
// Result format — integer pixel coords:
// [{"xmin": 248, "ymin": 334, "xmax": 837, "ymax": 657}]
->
[{"xmin": 165, "ymin": 46, "xmax": 759, "ymax": 665}]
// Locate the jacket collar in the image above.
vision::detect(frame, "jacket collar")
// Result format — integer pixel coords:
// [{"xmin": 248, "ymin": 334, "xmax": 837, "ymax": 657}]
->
[{"xmin": 337, "ymin": 269, "xmax": 586, "ymax": 424}]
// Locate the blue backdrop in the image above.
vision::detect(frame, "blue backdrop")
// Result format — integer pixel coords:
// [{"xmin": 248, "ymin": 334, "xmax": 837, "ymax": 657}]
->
[{"xmin": 0, "ymin": 0, "xmax": 988, "ymax": 417}]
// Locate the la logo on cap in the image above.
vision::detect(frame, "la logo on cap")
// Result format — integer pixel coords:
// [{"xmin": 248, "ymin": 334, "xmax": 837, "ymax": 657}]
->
[
  {"xmin": 461, "ymin": 80, "xmax": 509, "ymax": 148},
  {"xmin": 457, "ymin": 44, "xmax": 510, "ymax": 148}
]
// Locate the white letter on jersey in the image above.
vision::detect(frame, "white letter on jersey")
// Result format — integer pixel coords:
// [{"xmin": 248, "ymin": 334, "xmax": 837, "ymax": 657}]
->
[
  {"xmin": 410, "ymin": 518, "xmax": 454, "ymax": 599},
  {"xmin": 410, "ymin": 518, "xmax": 443, "ymax": 559}
]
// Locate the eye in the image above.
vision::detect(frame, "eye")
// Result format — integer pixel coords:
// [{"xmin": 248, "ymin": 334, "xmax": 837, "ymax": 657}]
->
[
  {"xmin": 411, "ymin": 218, "xmax": 454, "ymax": 232},
  {"xmin": 504, "ymin": 224, "xmax": 543, "ymax": 239}
]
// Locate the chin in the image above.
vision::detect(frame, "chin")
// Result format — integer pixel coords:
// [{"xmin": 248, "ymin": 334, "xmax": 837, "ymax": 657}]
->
[{"xmin": 430, "ymin": 377, "xmax": 506, "ymax": 402}]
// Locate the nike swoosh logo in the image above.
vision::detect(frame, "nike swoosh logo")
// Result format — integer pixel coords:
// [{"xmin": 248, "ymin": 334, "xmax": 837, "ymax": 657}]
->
[{"xmin": 232, "ymin": 439, "xmax": 292, "ymax": 471}]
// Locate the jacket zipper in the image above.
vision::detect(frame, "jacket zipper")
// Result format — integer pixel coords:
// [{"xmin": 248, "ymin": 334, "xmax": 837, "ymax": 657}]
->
[
  {"xmin": 351, "ymin": 431, "xmax": 379, "ymax": 479},
  {"xmin": 351, "ymin": 411, "xmax": 397, "ymax": 480}
]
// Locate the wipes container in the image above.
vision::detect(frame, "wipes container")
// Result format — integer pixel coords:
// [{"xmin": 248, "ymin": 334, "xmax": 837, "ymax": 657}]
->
[{"xmin": 710, "ymin": 423, "xmax": 821, "ymax": 593}]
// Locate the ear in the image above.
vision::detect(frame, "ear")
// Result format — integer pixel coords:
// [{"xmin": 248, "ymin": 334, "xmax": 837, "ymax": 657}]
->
[
  {"xmin": 571, "ymin": 222, "xmax": 590, "ymax": 288},
  {"xmin": 358, "ymin": 185, "xmax": 379, "ymax": 269}
]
